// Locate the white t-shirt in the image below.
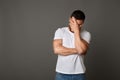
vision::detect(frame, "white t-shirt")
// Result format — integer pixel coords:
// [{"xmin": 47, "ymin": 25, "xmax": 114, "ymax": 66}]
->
[{"xmin": 54, "ymin": 27, "xmax": 91, "ymax": 74}]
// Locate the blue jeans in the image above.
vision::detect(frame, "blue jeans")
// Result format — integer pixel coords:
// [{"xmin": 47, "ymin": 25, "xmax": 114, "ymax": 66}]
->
[{"xmin": 55, "ymin": 72, "xmax": 86, "ymax": 80}]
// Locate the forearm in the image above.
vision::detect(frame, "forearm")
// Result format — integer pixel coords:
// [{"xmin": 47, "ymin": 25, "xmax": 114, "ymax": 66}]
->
[
  {"xmin": 54, "ymin": 46, "xmax": 77, "ymax": 56},
  {"xmin": 74, "ymin": 30, "xmax": 88, "ymax": 54}
]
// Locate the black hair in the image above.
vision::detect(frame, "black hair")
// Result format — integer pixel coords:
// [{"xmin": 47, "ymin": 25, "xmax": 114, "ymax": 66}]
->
[{"xmin": 70, "ymin": 10, "xmax": 85, "ymax": 21}]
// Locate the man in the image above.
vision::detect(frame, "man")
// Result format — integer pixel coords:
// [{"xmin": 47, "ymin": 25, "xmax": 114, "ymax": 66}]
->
[{"xmin": 53, "ymin": 10, "xmax": 91, "ymax": 80}]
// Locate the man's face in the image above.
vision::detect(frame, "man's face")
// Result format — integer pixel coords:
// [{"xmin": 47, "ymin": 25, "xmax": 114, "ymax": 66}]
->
[{"xmin": 69, "ymin": 17, "xmax": 84, "ymax": 28}]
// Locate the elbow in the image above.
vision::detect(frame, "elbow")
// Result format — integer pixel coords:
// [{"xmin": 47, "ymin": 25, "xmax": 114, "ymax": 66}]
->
[
  {"xmin": 76, "ymin": 45, "xmax": 88, "ymax": 55},
  {"xmin": 77, "ymin": 48, "xmax": 87, "ymax": 55},
  {"xmin": 53, "ymin": 48, "xmax": 61, "ymax": 55},
  {"xmin": 53, "ymin": 48, "xmax": 58, "ymax": 55},
  {"xmin": 76, "ymin": 46, "xmax": 83, "ymax": 54},
  {"xmin": 81, "ymin": 50, "xmax": 88, "ymax": 55},
  {"xmin": 77, "ymin": 49, "xmax": 83, "ymax": 54}
]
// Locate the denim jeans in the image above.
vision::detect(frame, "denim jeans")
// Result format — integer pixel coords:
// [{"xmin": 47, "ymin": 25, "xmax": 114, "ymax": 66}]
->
[{"xmin": 55, "ymin": 72, "xmax": 86, "ymax": 80}]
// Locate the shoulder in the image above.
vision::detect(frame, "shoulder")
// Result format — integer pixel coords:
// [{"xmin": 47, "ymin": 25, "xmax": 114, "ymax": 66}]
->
[
  {"xmin": 55, "ymin": 27, "xmax": 67, "ymax": 33},
  {"xmin": 81, "ymin": 29, "xmax": 91, "ymax": 44},
  {"xmin": 57, "ymin": 27, "xmax": 67, "ymax": 30},
  {"xmin": 81, "ymin": 29, "xmax": 91, "ymax": 37}
]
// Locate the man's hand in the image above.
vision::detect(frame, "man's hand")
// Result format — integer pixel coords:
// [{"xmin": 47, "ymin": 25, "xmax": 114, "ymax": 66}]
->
[{"xmin": 69, "ymin": 17, "xmax": 81, "ymax": 32}]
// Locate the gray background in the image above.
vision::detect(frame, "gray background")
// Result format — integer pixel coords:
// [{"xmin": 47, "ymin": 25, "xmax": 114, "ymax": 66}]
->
[{"xmin": 0, "ymin": 0, "xmax": 120, "ymax": 80}]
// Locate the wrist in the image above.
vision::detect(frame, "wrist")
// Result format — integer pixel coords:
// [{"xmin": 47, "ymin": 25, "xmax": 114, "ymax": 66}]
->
[{"xmin": 74, "ymin": 29, "xmax": 80, "ymax": 34}]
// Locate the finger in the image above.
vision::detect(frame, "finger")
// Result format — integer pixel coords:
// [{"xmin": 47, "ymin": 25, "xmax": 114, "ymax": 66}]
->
[
  {"xmin": 71, "ymin": 17, "xmax": 75, "ymax": 23},
  {"xmin": 69, "ymin": 22, "xmax": 74, "ymax": 28},
  {"xmin": 70, "ymin": 18, "xmax": 74, "ymax": 24},
  {"xmin": 72, "ymin": 17, "xmax": 77, "ymax": 24},
  {"xmin": 69, "ymin": 22, "xmax": 73, "ymax": 27}
]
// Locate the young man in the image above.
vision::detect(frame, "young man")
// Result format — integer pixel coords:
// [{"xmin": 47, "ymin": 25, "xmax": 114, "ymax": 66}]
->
[{"xmin": 53, "ymin": 10, "xmax": 91, "ymax": 80}]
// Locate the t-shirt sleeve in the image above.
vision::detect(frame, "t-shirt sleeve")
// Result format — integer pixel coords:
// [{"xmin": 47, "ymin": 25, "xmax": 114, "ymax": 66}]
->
[
  {"xmin": 81, "ymin": 31, "xmax": 91, "ymax": 44},
  {"xmin": 54, "ymin": 28, "xmax": 63, "ymax": 40}
]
